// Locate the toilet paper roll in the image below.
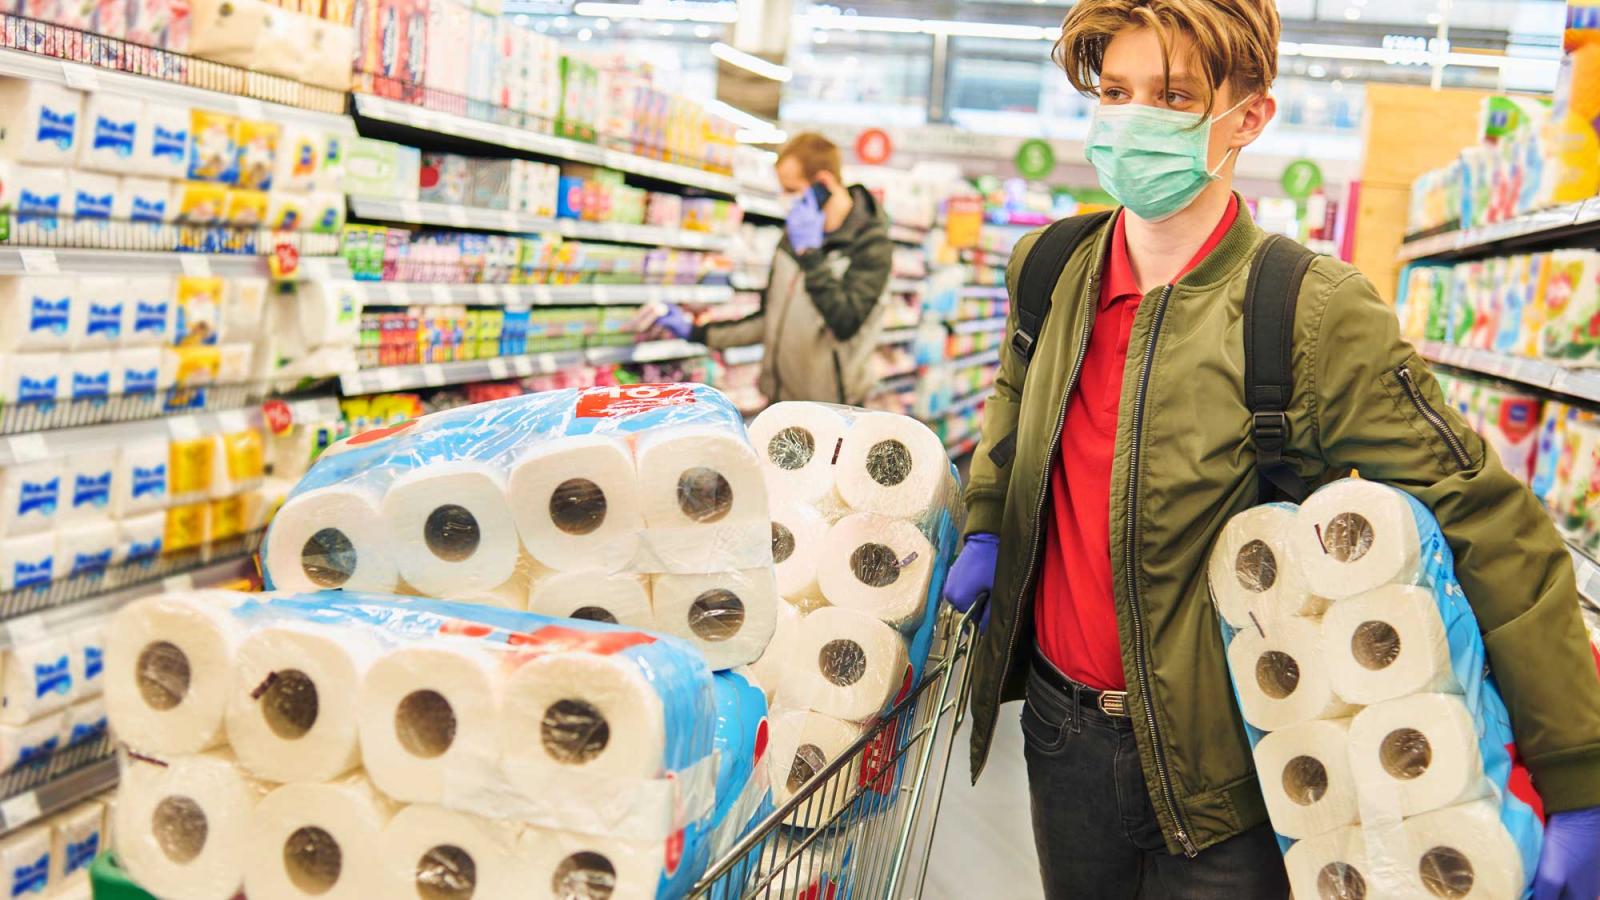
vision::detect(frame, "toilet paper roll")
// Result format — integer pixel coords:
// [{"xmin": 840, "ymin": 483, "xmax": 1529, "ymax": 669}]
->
[
  {"xmin": 265, "ymin": 484, "xmax": 398, "ymax": 593},
  {"xmin": 126, "ymin": 277, "xmax": 174, "ymax": 346},
  {"xmin": 116, "ymin": 750, "xmax": 264, "ymax": 900},
  {"xmin": 834, "ymin": 413, "xmax": 950, "ymax": 519},
  {"xmin": 226, "ymin": 622, "xmax": 382, "ymax": 783},
  {"xmin": 78, "ymin": 94, "xmax": 142, "ymax": 173},
  {"xmin": 105, "ymin": 591, "xmax": 249, "ymax": 754},
  {"xmin": 816, "ymin": 513, "xmax": 935, "ymax": 629},
  {"xmin": 771, "ymin": 505, "xmax": 829, "ymax": 602},
  {"xmin": 2, "ymin": 352, "xmax": 63, "ymax": 405},
  {"xmin": 527, "ymin": 571, "xmax": 652, "ymax": 628},
  {"xmin": 0, "ymin": 532, "xmax": 56, "ymax": 590},
  {"xmin": 381, "ymin": 462, "xmax": 520, "ymax": 598},
  {"xmin": 379, "ymin": 805, "xmax": 531, "ymax": 900},
  {"xmin": 1226, "ymin": 617, "xmax": 1356, "ymax": 732},
  {"xmin": 1292, "ymin": 481, "xmax": 1422, "ymax": 600},
  {"xmin": 112, "ymin": 438, "xmax": 170, "ymax": 517},
  {"xmin": 1252, "ymin": 718, "xmax": 1359, "ymax": 840},
  {"xmin": 1322, "ymin": 585, "xmax": 1459, "ymax": 706},
  {"xmin": 61, "ymin": 448, "xmax": 115, "ymax": 523},
  {"xmin": 0, "ymin": 825, "xmax": 51, "ymax": 900},
  {"xmin": 1283, "ymin": 826, "xmax": 1372, "ymax": 900},
  {"xmin": 635, "ymin": 425, "xmax": 769, "ymax": 573},
  {"xmin": 506, "ymin": 434, "xmax": 642, "ymax": 573},
  {"xmin": 0, "ymin": 277, "xmax": 75, "ymax": 351},
  {"xmin": 784, "ymin": 606, "xmax": 910, "ymax": 722},
  {"xmin": 0, "ymin": 78, "xmax": 82, "ymax": 165},
  {"xmin": 49, "ymin": 800, "xmax": 104, "ymax": 885},
  {"xmin": 116, "ymin": 510, "xmax": 166, "ymax": 564},
  {"xmin": 358, "ymin": 642, "xmax": 504, "ymax": 805},
  {"xmin": 749, "ymin": 599, "xmax": 804, "ymax": 703},
  {"xmin": 1206, "ymin": 504, "xmax": 1325, "ymax": 629},
  {"xmin": 244, "ymin": 774, "xmax": 398, "ymax": 900},
  {"xmin": 57, "ymin": 520, "xmax": 116, "ymax": 579},
  {"xmin": 1402, "ymin": 801, "xmax": 1524, "ymax": 900},
  {"xmin": 116, "ymin": 177, "xmax": 173, "ymax": 224},
  {"xmin": 134, "ymin": 103, "xmax": 191, "ymax": 180},
  {"xmin": 71, "ymin": 277, "xmax": 128, "ymax": 348},
  {"xmin": 1, "ymin": 637, "xmax": 74, "ymax": 723},
  {"xmin": 1348, "ymin": 693, "xmax": 1489, "ymax": 818},
  {"xmin": 113, "ymin": 346, "xmax": 163, "ymax": 396},
  {"xmin": 769, "ymin": 709, "xmax": 865, "ymax": 828},
  {"xmin": 457, "ymin": 561, "xmax": 543, "ymax": 610},
  {"xmin": 748, "ymin": 402, "xmax": 852, "ymax": 506},
  {"xmin": 650, "ymin": 568, "xmax": 779, "ymax": 670},
  {"xmin": 0, "ymin": 713, "xmax": 63, "ymax": 769},
  {"xmin": 68, "ymin": 622, "xmax": 105, "ymax": 700},
  {"xmin": 294, "ymin": 280, "xmax": 361, "ymax": 347},
  {"xmin": 523, "ymin": 826, "xmax": 667, "ymax": 900},
  {"xmin": 64, "ymin": 696, "xmax": 107, "ymax": 745}
]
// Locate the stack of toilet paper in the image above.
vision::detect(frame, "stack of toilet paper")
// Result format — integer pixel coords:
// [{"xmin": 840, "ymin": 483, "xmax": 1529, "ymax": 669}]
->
[
  {"xmin": 0, "ymin": 793, "xmax": 112, "ymax": 900},
  {"xmin": 0, "ymin": 619, "xmax": 108, "ymax": 770},
  {"xmin": 1208, "ymin": 479, "xmax": 1543, "ymax": 898},
  {"xmin": 741, "ymin": 402, "xmax": 961, "ymax": 828},
  {"xmin": 262, "ymin": 383, "xmax": 779, "ymax": 672},
  {"xmin": 105, "ymin": 588, "xmax": 771, "ymax": 900}
]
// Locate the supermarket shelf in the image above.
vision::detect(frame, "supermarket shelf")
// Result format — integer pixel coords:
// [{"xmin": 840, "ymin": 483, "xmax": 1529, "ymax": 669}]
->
[
  {"xmin": 340, "ymin": 340, "xmax": 707, "ymax": 394},
  {"xmin": 947, "ymin": 348, "xmax": 1001, "ymax": 370},
  {"xmin": 353, "ymin": 94, "xmax": 738, "ymax": 195},
  {"xmin": 961, "ymin": 285, "xmax": 1009, "ymax": 299},
  {"xmin": 0, "ymin": 382, "xmax": 267, "ymax": 437},
  {"xmin": 941, "ymin": 390, "xmax": 989, "ymax": 419},
  {"xmin": 737, "ymin": 193, "xmax": 787, "ymax": 220},
  {"xmin": 347, "ymin": 197, "xmax": 733, "ymax": 251},
  {"xmin": 729, "ymin": 272, "xmax": 769, "ymax": 292},
  {"xmin": 0, "ymin": 743, "xmax": 117, "ymax": 835},
  {"xmin": 947, "ymin": 435, "xmax": 979, "ymax": 460},
  {"xmin": 362, "ymin": 281, "xmax": 734, "ymax": 308},
  {"xmin": 890, "ymin": 224, "xmax": 931, "ymax": 246},
  {"xmin": 878, "ymin": 327, "xmax": 918, "ymax": 346},
  {"xmin": 1569, "ymin": 542, "xmax": 1600, "ymax": 615},
  {"xmin": 721, "ymin": 344, "xmax": 765, "ymax": 367},
  {"xmin": 0, "ymin": 47, "xmax": 354, "ymax": 133},
  {"xmin": 1397, "ymin": 198, "xmax": 1600, "ymax": 263},
  {"xmin": 0, "ymin": 248, "xmax": 350, "ymax": 280},
  {"xmin": 1417, "ymin": 342, "xmax": 1600, "ymax": 406},
  {"xmin": 951, "ymin": 316, "xmax": 1007, "ymax": 336},
  {"xmin": 871, "ymin": 373, "xmax": 917, "ymax": 397},
  {"xmin": 889, "ymin": 279, "xmax": 925, "ymax": 295}
]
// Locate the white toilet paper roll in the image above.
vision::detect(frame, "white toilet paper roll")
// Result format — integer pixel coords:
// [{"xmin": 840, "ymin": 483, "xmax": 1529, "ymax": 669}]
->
[
  {"xmin": 1322, "ymin": 585, "xmax": 1458, "ymax": 706},
  {"xmin": 834, "ymin": 413, "xmax": 949, "ymax": 519},
  {"xmin": 771, "ymin": 506, "xmax": 829, "ymax": 602},
  {"xmin": 816, "ymin": 513, "xmax": 935, "ymax": 629},
  {"xmin": 748, "ymin": 402, "xmax": 852, "ymax": 507},
  {"xmin": 784, "ymin": 606, "xmax": 910, "ymax": 722},
  {"xmin": 294, "ymin": 281, "xmax": 361, "ymax": 347},
  {"xmin": 457, "ymin": 561, "xmax": 543, "ymax": 610},
  {"xmin": 265, "ymin": 484, "xmax": 398, "ymax": 593},
  {"xmin": 1348, "ymin": 693, "xmax": 1489, "ymax": 818},
  {"xmin": 379, "ymin": 805, "xmax": 532, "ymax": 900},
  {"xmin": 768, "ymin": 709, "xmax": 865, "ymax": 828},
  {"xmin": 527, "ymin": 571, "xmax": 652, "ymax": 628},
  {"xmin": 507, "ymin": 435, "xmax": 642, "ymax": 573},
  {"xmin": 0, "ymin": 459, "xmax": 60, "ymax": 536},
  {"xmin": 1226, "ymin": 617, "xmax": 1356, "ymax": 732},
  {"xmin": 0, "ymin": 712, "xmax": 63, "ymax": 769},
  {"xmin": 1401, "ymin": 801, "xmax": 1524, "ymax": 900},
  {"xmin": 125, "ymin": 277, "xmax": 174, "ymax": 346},
  {"xmin": 0, "ymin": 532, "xmax": 56, "ymax": 590},
  {"xmin": 112, "ymin": 438, "xmax": 169, "ymax": 518},
  {"xmin": 523, "ymin": 825, "xmax": 667, "ymax": 900},
  {"xmin": 636, "ymin": 425, "xmax": 769, "ymax": 573},
  {"xmin": 650, "ymin": 568, "xmax": 779, "ymax": 670},
  {"xmin": 61, "ymin": 449, "xmax": 115, "ymax": 524},
  {"xmin": 116, "ymin": 750, "xmax": 265, "ymax": 900},
  {"xmin": 226, "ymin": 622, "xmax": 382, "ymax": 783},
  {"xmin": 0, "ymin": 825, "xmax": 51, "ymax": 900},
  {"xmin": 57, "ymin": 520, "xmax": 116, "ymax": 579},
  {"xmin": 382, "ymin": 462, "xmax": 520, "ymax": 598},
  {"xmin": 112, "ymin": 346, "xmax": 164, "ymax": 396},
  {"xmin": 1206, "ymin": 504, "xmax": 1325, "ymax": 629},
  {"xmin": 1283, "ymin": 826, "xmax": 1372, "ymax": 900},
  {"xmin": 1, "ymin": 637, "xmax": 74, "ymax": 723},
  {"xmin": 116, "ymin": 510, "xmax": 167, "ymax": 564},
  {"xmin": 49, "ymin": 800, "xmax": 104, "ymax": 885},
  {"xmin": 1292, "ymin": 481, "xmax": 1422, "ymax": 600},
  {"xmin": 68, "ymin": 622, "xmax": 105, "ymax": 699},
  {"xmin": 358, "ymin": 642, "xmax": 504, "ymax": 805},
  {"xmin": 1252, "ymin": 718, "xmax": 1359, "ymax": 840},
  {"xmin": 749, "ymin": 600, "xmax": 804, "ymax": 703},
  {"xmin": 244, "ymin": 774, "xmax": 398, "ymax": 900},
  {"xmin": 64, "ymin": 696, "xmax": 107, "ymax": 745},
  {"xmin": 105, "ymin": 591, "xmax": 249, "ymax": 754}
]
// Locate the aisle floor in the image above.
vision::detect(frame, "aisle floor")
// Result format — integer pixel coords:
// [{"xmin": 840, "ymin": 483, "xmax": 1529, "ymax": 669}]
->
[{"xmin": 922, "ymin": 706, "xmax": 1045, "ymax": 899}]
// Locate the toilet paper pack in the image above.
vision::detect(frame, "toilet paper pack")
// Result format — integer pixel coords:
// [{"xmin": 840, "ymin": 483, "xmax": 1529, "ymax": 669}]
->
[
  {"xmin": 0, "ymin": 826, "xmax": 51, "ymax": 900},
  {"xmin": 48, "ymin": 801, "xmax": 103, "ymax": 886}
]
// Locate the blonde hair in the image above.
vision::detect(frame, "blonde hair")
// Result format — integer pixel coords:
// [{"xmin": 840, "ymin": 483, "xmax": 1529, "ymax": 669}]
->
[
  {"xmin": 777, "ymin": 132, "xmax": 842, "ymax": 181},
  {"xmin": 1054, "ymin": 0, "xmax": 1279, "ymax": 116}
]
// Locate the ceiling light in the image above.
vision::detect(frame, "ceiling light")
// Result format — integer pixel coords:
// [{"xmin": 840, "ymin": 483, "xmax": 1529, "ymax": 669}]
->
[
  {"xmin": 711, "ymin": 42, "xmax": 794, "ymax": 81},
  {"xmin": 571, "ymin": 2, "xmax": 738, "ymax": 23},
  {"xmin": 705, "ymin": 99, "xmax": 778, "ymax": 131},
  {"xmin": 595, "ymin": 17, "xmax": 611, "ymax": 30},
  {"xmin": 801, "ymin": 11, "xmax": 1054, "ymax": 41}
]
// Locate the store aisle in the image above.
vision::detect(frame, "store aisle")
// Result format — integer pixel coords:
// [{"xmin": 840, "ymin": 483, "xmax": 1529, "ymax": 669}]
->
[{"xmin": 923, "ymin": 706, "xmax": 1044, "ymax": 899}]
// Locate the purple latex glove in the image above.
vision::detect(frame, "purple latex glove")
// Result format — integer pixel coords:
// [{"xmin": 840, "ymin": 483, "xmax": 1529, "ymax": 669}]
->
[
  {"xmin": 1534, "ymin": 806, "xmax": 1600, "ymax": 900},
  {"xmin": 943, "ymin": 532, "xmax": 998, "ymax": 630},
  {"xmin": 653, "ymin": 304, "xmax": 692, "ymax": 340},
  {"xmin": 786, "ymin": 189, "xmax": 826, "ymax": 253}
]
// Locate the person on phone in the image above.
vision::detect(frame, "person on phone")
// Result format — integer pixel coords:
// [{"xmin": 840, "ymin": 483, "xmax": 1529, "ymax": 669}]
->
[{"xmin": 652, "ymin": 132, "xmax": 893, "ymax": 404}]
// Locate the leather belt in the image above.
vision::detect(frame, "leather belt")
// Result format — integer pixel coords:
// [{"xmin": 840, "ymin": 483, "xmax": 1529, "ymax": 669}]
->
[{"xmin": 1031, "ymin": 649, "xmax": 1132, "ymax": 718}]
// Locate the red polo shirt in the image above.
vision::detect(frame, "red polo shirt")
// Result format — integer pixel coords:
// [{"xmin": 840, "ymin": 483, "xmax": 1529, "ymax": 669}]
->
[{"xmin": 1034, "ymin": 197, "xmax": 1238, "ymax": 691}]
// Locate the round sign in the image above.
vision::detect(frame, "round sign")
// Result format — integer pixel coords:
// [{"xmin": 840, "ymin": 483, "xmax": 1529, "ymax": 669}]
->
[
  {"xmin": 855, "ymin": 128, "xmax": 893, "ymax": 165},
  {"xmin": 1281, "ymin": 159, "xmax": 1324, "ymax": 201},
  {"xmin": 260, "ymin": 399, "xmax": 294, "ymax": 436},
  {"xmin": 1015, "ymin": 139, "xmax": 1056, "ymax": 180}
]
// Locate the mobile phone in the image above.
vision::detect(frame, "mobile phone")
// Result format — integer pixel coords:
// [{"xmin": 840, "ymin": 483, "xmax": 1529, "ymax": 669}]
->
[{"xmin": 809, "ymin": 181, "xmax": 832, "ymax": 209}]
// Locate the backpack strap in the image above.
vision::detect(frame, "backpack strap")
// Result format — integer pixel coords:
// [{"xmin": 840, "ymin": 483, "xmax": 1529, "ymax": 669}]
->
[
  {"xmin": 987, "ymin": 210, "xmax": 1113, "ymax": 469},
  {"xmin": 1244, "ymin": 234, "xmax": 1318, "ymax": 505}
]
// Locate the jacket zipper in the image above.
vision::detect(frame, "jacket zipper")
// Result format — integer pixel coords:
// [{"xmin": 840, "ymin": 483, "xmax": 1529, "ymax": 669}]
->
[
  {"xmin": 1396, "ymin": 365, "xmax": 1472, "ymax": 470},
  {"xmin": 1124, "ymin": 284, "xmax": 1199, "ymax": 857}
]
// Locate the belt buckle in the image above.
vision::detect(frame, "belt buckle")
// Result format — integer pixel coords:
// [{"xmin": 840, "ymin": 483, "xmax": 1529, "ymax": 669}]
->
[{"xmin": 1098, "ymin": 690, "xmax": 1130, "ymax": 718}]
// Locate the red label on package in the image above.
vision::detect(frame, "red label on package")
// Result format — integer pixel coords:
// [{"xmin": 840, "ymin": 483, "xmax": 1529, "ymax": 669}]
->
[
  {"xmin": 753, "ymin": 716, "xmax": 769, "ymax": 762},
  {"xmin": 504, "ymin": 623, "xmax": 657, "ymax": 657},
  {"xmin": 664, "ymin": 827, "xmax": 684, "ymax": 875},
  {"xmin": 261, "ymin": 398, "xmax": 294, "ymax": 435},
  {"xmin": 269, "ymin": 242, "xmax": 300, "ymax": 280},
  {"xmin": 576, "ymin": 384, "xmax": 697, "ymax": 418},
  {"xmin": 346, "ymin": 420, "xmax": 418, "ymax": 446}
]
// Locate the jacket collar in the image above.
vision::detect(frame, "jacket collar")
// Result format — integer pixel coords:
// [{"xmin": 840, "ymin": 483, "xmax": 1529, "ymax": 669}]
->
[{"xmin": 1171, "ymin": 192, "xmax": 1264, "ymax": 289}]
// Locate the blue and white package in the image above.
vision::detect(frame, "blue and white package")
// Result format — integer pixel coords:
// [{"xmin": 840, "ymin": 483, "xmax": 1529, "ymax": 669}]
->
[
  {"xmin": 0, "ymin": 534, "xmax": 54, "ymax": 592},
  {"xmin": 1211, "ymin": 479, "xmax": 1544, "ymax": 898},
  {"xmin": 1, "ymin": 461, "xmax": 62, "ymax": 536},
  {"xmin": 0, "ymin": 79, "xmax": 82, "ymax": 165},
  {"xmin": 78, "ymin": 95, "xmax": 142, "ymax": 172},
  {"xmin": 66, "ymin": 351, "xmax": 112, "ymax": 401},
  {"xmin": 1, "ymin": 637, "xmax": 73, "ymax": 724},
  {"xmin": 706, "ymin": 669, "xmax": 774, "ymax": 863},
  {"xmin": 0, "ymin": 277, "xmax": 75, "ymax": 352},
  {"xmin": 60, "ymin": 450, "xmax": 113, "ymax": 524}
]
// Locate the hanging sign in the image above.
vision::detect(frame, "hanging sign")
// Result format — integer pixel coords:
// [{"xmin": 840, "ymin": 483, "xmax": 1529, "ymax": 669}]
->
[
  {"xmin": 855, "ymin": 128, "xmax": 893, "ymax": 165},
  {"xmin": 1014, "ymin": 139, "xmax": 1056, "ymax": 180}
]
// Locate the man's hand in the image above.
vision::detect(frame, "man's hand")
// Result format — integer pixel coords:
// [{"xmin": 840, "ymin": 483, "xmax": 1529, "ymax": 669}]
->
[
  {"xmin": 944, "ymin": 532, "xmax": 999, "ymax": 630},
  {"xmin": 786, "ymin": 189, "xmax": 826, "ymax": 254},
  {"xmin": 1534, "ymin": 806, "xmax": 1600, "ymax": 900},
  {"xmin": 633, "ymin": 303, "xmax": 693, "ymax": 341}
]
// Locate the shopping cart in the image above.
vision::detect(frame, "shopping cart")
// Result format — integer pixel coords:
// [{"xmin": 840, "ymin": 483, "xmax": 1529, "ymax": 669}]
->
[{"xmin": 690, "ymin": 609, "xmax": 980, "ymax": 900}]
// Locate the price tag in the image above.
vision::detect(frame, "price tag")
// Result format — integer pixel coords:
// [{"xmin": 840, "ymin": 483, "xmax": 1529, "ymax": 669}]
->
[
  {"xmin": 645, "ymin": 286, "xmax": 665, "ymax": 304},
  {"xmin": 217, "ymin": 410, "xmax": 249, "ymax": 434},
  {"xmin": 429, "ymin": 283, "xmax": 452, "ymax": 304},
  {"xmin": 498, "ymin": 285, "xmax": 521, "ymax": 304},
  {"xmin": 475, "ymin": 284, "xmax": 497, "ymax": 304},
  {"xmin": 6, "ymin": 434, "xmax": 48, "ymax": 465},
  {"xmin": 376, "ymin": 368, "xmax": 404, "ymax": 392},
  {"xmin": 532, "ymin": 286, "xmax": 553, "ymax": 305},
  {"xmin": 60, "ymin": 62, "xmax": 99, "ymax": 91},
  {"xmin": 1, "ymin": 792, "xmax": 40, "ymax": 829},
  {"xmin": 592, "ymin": 285, "xmax": 612, "ymax": 304},
  {"xmin": 399, "ymin": 201, "xmax": 423, "ymax": 223},
  {"xmin": 236, "ymin": 98, "xmax": 266, "ymax": 120},
  {"xmin": 513, "ymin": 357, "xmax": 534, "ymax": 376},
  {"xmin": 446, "ymin": 206, "xmax": 469, "ymax": 228},
  {"xmin": 385, "ymin": 283, "xmax": 410, "ymax": 304},
  {"xmin": 603, "ymin": 224, "xmax": 625, "ymax": 241},
  {"xmin": 487, "ymin": 358, "xmax": 511, "ymax": 379},
  {"xmin": 18, "ymin": 249, "xmax": 58, "ymax": 275},
  {"xmin": 556, "ymin": 220, "xmax": 577, "ymax": 238},
  {"xmin": 5, "ymin": 615, "xmax": 46, "ymax": 646},
  {"xmin": 422, "ymin": 364, "xmax": 446, "ymax": 387},
  {"xmin": 168, "ymin": 416, "xmax": 201, "ymax": 441},
  {"xmin": 180, "ymin": 255, "xmax": 213, "ymax": 277},
  {"xmin": 299, "ymin": 257, "xmax": 330, "ymax": 280},
  {"xmin": 495, "ymin": 211, "xmax": 519, "ymax": 231},
  {"xmin": 161, "ymin": 573, "xmax": 193, "ymax": 593}
]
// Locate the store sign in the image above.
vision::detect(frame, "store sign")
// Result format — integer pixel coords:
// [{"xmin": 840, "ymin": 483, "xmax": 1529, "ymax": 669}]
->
[
  {"xmin": 1014, "ymin": 139, "xmax": 1056, "ymax": 180},
  {"xmin": 1281, "ymin": 159, "xmax": 1323, "ymax": 201},
  {"xmin": 261, "ymin": 399, "xmax": 294, "ymax": 436},
  {"xmin": 945, "ymin": 196, "xmax": 984, "ymax": 250},
  {"xmin": 855, "ymin": 128, "xmax": 893, "ymax": 165}
]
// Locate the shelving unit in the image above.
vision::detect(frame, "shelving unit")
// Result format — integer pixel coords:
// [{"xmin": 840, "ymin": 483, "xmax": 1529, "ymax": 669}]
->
[
  {"xmin": 361, "ymin": 281, "xmax": 734, "ymax": 308},
  {"xmin": 339, "ymin": 340, "xmax": 707, "ymax": 394},
  {"xmin": 1397, "ymin": 198, "xmax": 1600, "ymax": 263},
  {"xmin": 346, "ymin": 197, "xmax": 734, "ymax": 251},
  {"xmin": 1417, "ymin": 342, "xmax": 1600, "ymax": 405},
  {"xmin": 0, "ymin": 398, "xmax": 337, "ymax": 468},
  {"xmin": 737, "ymin": 194, "xmax": 787, "ymax": 221},
  {"xmin": 951, "ymin": 317, "xmax": 1006, "ymax": 336},
  {"xmin": 878, "ymin": 327, "xmax": 918, "ymax": 346},
  {"xmin": 0, "ymin": 248, "xmax": 350, "ymax": 280},
  {"xmin": 960, "ymin": 285, "xmax": 1008, "ymax": 300},
  {"xmin": 0, "ymin": 749, "xmax": 116, "ymax": 833}
]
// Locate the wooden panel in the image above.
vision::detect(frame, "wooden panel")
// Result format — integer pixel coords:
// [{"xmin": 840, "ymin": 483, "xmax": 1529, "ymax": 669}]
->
[
  {"xmin": 1353, "ymin": 184, "xmax": 1414, "ymax": 303},
  {"xmin": 1359, "ymin": 83, "xmax": 1495, "ymax": 188}
]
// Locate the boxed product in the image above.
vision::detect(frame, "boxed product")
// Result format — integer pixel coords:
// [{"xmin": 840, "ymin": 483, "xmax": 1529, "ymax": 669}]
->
[
  {"xmin": 0, "ymin": 79, "xmax": 82, "ymax": 166},
  {"xmin": 342, "ymin": 138, "xmax": 421, "ymax": 201}
]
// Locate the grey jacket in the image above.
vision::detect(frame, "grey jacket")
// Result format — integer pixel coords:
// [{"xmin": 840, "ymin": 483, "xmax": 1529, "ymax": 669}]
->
[{"xmin": 700, "ymin": 184, "xmax": 893, "ymax": 405}]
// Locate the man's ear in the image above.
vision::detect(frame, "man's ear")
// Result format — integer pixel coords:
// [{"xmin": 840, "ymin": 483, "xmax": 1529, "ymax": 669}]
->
[
  {"xmin": 815, "ymin": 170, "xmax": 842, "ymax": 191},
  {"xmin": 1232, "ymin": 94, "xmax": 1276, "ymax": 147}
]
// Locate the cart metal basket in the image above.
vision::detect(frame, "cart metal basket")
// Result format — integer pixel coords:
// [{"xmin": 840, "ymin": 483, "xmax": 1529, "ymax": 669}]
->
[{"xmin": 691, "ymin": 610, "xmax": 979, "ymax": 900}]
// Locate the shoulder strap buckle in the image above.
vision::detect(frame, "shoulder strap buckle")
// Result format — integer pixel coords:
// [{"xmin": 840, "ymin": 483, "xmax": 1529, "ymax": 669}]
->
[
  {"xmin": 1009, "ymin": 329, "xmax": 1036, "ymax": 364},
  {"xmin": 1251, "ymin": 411, "xmax": 1289, "ymax": 449}
]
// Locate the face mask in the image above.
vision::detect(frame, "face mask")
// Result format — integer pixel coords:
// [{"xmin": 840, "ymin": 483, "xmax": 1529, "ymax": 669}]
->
[{"xmin": 1084, "ymin": 96, "xmax": 1252, "ymax": 223}]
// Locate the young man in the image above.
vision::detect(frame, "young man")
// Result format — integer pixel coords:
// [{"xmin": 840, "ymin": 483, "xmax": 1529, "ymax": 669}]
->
[
  {"xmin": 654, "ymin": 132, "xmax": 893, "ymax": 404},
  {"xmin": 942, "ymin": 1, "xmax": 1600, "ymax": 897}
]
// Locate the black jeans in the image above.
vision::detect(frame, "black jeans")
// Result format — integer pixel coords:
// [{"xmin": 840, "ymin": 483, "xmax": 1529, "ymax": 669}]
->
[{"xmin": 1022, "ymin": 661, "xmax": 1290, "ymax": 899}]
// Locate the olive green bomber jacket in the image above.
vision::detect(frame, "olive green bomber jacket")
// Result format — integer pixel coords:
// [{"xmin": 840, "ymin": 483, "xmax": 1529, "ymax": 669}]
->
[{"xmin": 962, "ymin": 203, "xmax": 1600, "ymax": 855}]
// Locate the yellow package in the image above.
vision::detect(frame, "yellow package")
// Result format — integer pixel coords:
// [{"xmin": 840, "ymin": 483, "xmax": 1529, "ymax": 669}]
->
[
  {"xmin": 235, "ymin": 120, "xmax": 280, "ymax": 190},
  {"xmin": 175, "ymin": 276, "xmax": 224, "ymax": 345},
  {"xmin": 165, "ymin": 346, "xmax": 222, "ymax": 387},
  {"xmin": 170, "ymin": 436, "xmax": 216, "ymax": 497},
  {"xmin": 223, "ymin": 189, "xmax": 269, "ymax": 227},
  {"xmin": 175, "ymin": 181, "xmax": 228, "ymax": 224},
  {"xmin": 208, "ymin": 495, "xmax": 246, "ymax": 541},
  {"xmin": 222, "ymin": 428, "xmax": 266, "ymax": 485},
  {"xmin": 1548, "ymin": 36, "xmax": 1600, "ymax": 203},
  {"xmin": 165, "ymin": 503, "xmax": 209, "ymax": 552},
  {"xmin": 266, "ymin": 191, "xmax": 308, "ymax": 231},
  {"xmin": 1524, "ymin": 252, "xmax": 1553, "ymax": 358},
  {"xmin": 188, "ymin": 109, "xmax": 239, "ymax": 183}
]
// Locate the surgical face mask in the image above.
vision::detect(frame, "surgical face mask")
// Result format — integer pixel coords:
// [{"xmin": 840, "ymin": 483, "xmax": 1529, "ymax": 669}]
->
[{"xmin": 1084, "ymin": 96, "xmax": 1252, "ymax": 223}]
